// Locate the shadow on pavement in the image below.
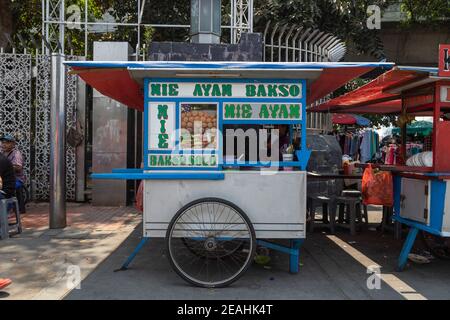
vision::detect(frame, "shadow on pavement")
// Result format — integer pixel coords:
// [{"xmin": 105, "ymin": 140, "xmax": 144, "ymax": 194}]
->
[{"xmin": 63, "ymin": 221, "xmax": 450, "ymax": 300}]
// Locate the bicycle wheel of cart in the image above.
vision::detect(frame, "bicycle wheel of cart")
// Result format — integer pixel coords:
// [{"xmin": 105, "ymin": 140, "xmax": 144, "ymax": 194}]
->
[{"xmin": 166, "ymin": 198, "xmax": 256, "ymax": 288}]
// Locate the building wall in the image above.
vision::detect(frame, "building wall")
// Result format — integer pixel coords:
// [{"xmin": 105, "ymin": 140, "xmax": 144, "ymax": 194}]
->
[
  {"xmin": 148, "ymin": 33, "xmax": 263, "ymax": 62},
  {"xmin": 345, "ymin": 24, "xmax": 450, "ymax": 66}
]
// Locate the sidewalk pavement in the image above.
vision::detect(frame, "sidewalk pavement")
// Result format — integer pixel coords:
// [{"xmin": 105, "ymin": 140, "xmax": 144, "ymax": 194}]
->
[{"xmin": 0, "ymin": 202, "xmax": 141, "ymax": 300}]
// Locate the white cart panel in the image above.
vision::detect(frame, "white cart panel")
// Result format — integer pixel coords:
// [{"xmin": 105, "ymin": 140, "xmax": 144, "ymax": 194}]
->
[
  {"xmin": 143, "ymin": 171, "xmax": 306, "ymax": 239},
  {"xmin": 400, "ymin": 178, "xmax": 430, "ymax": 224}
]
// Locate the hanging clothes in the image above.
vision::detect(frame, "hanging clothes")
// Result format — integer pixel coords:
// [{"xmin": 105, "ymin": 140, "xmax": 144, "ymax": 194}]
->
[
  {"xmin": 335, "ymin": 131, "xmax": 361, "ymax": 160},
  {"xmin": 360, "ymin": 129, "xmax": 380, "ymax": 163},
  {"xmin": 360, "ymin": 130, "xmax": 372, "ymax": 163},
  {"xmin": 384, "ymin": 144, "xmax": 398, "ymax": 165}
]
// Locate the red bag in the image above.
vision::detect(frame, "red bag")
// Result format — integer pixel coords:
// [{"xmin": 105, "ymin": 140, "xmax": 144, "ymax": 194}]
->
[
  {"xmin": 361, "ymin": 164, "xmax": 394, "ymax": 206},
  {"xmin": 135, "ymin": 181, "xmax": 144, "ymax": 212}
]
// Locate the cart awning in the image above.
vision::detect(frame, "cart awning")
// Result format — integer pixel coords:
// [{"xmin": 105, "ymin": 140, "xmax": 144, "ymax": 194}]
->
[
  {"xmin": 66, "ymin": 61, "xmax": 394, "ymax": 112},
  {"xmin": 309, "ymin": 66, "xmax": 446, "ymax": 114}
]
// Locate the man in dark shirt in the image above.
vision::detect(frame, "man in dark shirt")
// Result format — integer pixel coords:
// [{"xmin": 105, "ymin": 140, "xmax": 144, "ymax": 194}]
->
[
  {"xmin": 0, "ymin": 153, "xmax": 15, "ymax": 199},
  {"xmin": 0, "ymin": 153, "xmax": 14, "ymax": 290}
]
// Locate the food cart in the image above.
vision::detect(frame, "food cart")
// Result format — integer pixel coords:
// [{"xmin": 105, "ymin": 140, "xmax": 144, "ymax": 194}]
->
[
  {"xmin": 310, "ymin": 46, "xmax": 450, "ymax": 271},
  {"xmin": 67, "ymin": 60, "xmax": 392, "ymax": 287}
]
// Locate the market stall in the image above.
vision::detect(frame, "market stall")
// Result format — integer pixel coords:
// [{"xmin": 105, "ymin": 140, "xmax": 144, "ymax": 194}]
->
[
  {"xmin": 67, "ymin": 60, "xmax": 393, "ymax": 287},
  {"xmin": 310, "ymin": 51, "xmax": 450, "ymax": 270}
]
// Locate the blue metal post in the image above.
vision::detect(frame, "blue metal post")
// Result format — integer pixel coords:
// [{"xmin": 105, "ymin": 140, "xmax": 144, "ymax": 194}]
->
[
  {"xmin": 116, "ymin": 237, "xmax": 150, "ymax": 271},
  {"xmin": 397, "ymin": 227, "xmax": 419, "ymax": 272},
  {"xmin": 289, "ymin": 239, "xmax": 303, "ymax": 274}
]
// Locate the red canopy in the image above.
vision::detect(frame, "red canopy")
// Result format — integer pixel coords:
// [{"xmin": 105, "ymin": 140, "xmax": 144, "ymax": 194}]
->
[
  {"xmin": 309, "ymin": 67, "xmax": 440, "ymax": 114},
  {"xmin": 307, "ymin": 66, "xmax": 381, "ymax": 105},
  {"xmin": 71, "ymin": 68, "xmax": 144, "ymax": 111},
  {"xmin": 332, "ymin": 114, "xmax": 357, "ymax": 125}
]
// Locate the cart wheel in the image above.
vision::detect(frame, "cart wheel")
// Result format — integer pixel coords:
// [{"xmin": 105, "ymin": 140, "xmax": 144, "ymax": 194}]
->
[
  {"xmin": 166, "ymin": 198, "xmax": 256, "ymax": 288},
  {"xmin": 421, "ymin": 231, "xmax": 450, "ymax": 260},
  {"xmin": 181, "ymin": 237, "xmax": 245, "ymax": 259}
]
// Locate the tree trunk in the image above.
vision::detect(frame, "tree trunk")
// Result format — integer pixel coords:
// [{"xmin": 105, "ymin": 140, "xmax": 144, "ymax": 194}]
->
[{"xmin": 0, "ymin": 0, "xmax": 14, "ymax": 49}]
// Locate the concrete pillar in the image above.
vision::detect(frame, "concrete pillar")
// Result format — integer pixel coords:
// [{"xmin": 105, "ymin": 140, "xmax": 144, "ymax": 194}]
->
[{"xmin": 92, "ymin": 42, "xmax": 132, "ymax": 206}]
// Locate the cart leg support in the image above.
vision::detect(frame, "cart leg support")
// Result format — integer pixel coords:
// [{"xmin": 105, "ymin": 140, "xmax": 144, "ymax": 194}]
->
[
  {"xmin": 397, "ymin": 227, "xmax": 418, "ymax": 272},
  {"xmin": 115, "ymin": 237, "xmax": 150, "ymax": 272},
  {"xmin": 289, "ymin": 239, "xmax": 303, "ymax": 274},
  {"xmin": 257, "ymin": 239, "xmax": 304, "ymax": 274}
]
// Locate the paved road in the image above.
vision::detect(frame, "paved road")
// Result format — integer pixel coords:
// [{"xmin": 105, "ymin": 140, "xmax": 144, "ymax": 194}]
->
[{"xmin": 66, "ymin": 223, "xmax": 450, "ymax": 300}]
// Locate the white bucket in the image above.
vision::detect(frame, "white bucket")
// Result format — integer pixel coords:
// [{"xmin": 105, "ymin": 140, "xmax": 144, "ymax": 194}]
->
[{"xmin": 282, "ymin": 153, "xmax": 294, "ymax": 171}]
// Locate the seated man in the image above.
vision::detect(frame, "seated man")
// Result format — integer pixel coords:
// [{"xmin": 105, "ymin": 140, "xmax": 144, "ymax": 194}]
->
[
  {"xmin": 0, "ymin": 153, "xmax": 15, "ymax": 200},
  {"xmin": 1, "ymin": 134, "xmax": 26, "ymax": 213},
  {"xmin": 0, "ymin": 154, "xmax": 15, "ymax": 291},
  {"xmin": 0, "ymin": 134, "xmax": 24, "ymax": 183}
]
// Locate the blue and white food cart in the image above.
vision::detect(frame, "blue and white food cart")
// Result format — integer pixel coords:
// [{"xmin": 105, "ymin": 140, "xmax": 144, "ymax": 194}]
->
[{"xmin": 67, "ymin": 61, "xmax": 393, "ymax": 287}]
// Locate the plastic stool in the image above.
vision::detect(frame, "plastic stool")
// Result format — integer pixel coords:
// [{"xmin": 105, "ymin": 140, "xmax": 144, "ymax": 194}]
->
[
  {"xmin": 341, "ymin": 190, "xmax": 369, "ymax": 225},
  {"xmin": 334, "ymin": 196, "xmax": 366, "ymax": 236},
  {"xmin": 307, "ymin": 195, "xmax": 337, "ymax": 234},
  {"xmin": 0, "ymin": 197, "xmax": 22, "ymax": 240}
]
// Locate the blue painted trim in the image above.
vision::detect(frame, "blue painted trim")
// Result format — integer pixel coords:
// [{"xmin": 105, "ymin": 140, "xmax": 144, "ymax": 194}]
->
[
  {"xmin": 144, "ymin": 97, "xmax": 306, "ymax": 103},
  {"xmin": 143, "ymin": 79, "xmax": 149, "ymax": 162},
  {"xmin": 430, "ymin": 180, "xmax": 446, "ymax": 232},
  {"xmin": 422, "ymin": 172, "xmax": 450, "ymax": 177},
  {"xmin": 393, "ymin": 214, "xmax": 443, "ymax": 236},
  {"xmin": 218, "ymin": 101, "xmax": 224, "ymax": 170},
  {"xmin": 222, "ymin": 120, "xmax": 302, "ymax": 125},
  {"xmin": 175, "ymin": 101, "xmax": 180, "ymax": 148},
  {"xmin": 221, "ymin": 161, "xmax": 301, "ymax": 167},
  {"xmin": 301, "ymin": 93, "xmax": 307, "ymax": 155},
  {"xmin": 147, "ymin": 150, "xmax": 176, "ymax": 154},
  {"xmin": 112, "ymin": 168, "xmax": 144, "ymax": 174},
  {"xmin": 257, "ymin": 240, "xmax": 296, "ymax": 255},
  {"xmin": 65, "ymin": 61, "xmax": 395, "ymax": 70},
  {"xmin": 91, "ymin": 172, "xmax": 225, "ymax": 180},
  {"xmin": 290, "ymin": 239, "xmax": 303, "ymax": 274},
  {"xmin": 148, "ymin": 166, "xmax": 220, "ymax": 171},
  {"xmin": 397, "ymin": 227, "xmax": 419, "ymax": 271},
  {"xmin": 397, "ymin": 65, "xmax": 439, "ymax": 74},
  {"xmin": 148, "ymin": 150, "xmax": 218, "ymax": 155},
  {"xmin": 120, "ymin": 237, "xmax": 150, "ymax": 270},
  {"xmin": 296, "ymin": 150, "xmax": 311, "ymax": 171}
]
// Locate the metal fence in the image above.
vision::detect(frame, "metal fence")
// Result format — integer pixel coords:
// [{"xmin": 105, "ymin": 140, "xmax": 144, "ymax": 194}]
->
[
  {"xmin": 0, "ymin": 52, "xmax": 32, "ymax": 186},
  {"xmin": 0, "ymin": 50, "xmax": 81, "ymax": 201},
  {"xmin": 262, "ymin": 22, "xmax": 346, "ymax": 133}
]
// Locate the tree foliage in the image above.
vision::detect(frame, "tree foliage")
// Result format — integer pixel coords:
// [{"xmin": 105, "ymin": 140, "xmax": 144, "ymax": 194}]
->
[
  {"xmin": 1, "ymin": 0, "xmax": 448, "ymax": 57},
  {"xmin": 401, "ymin": 0, "xmax": 450, "ymax": 25},
  {"xmin": 254, "ymin": 0, "xmax": 393, "ymax": 59},
  {"xmin": 0, "ymin": 0, "xmax": 191, "ymax": 56}
]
